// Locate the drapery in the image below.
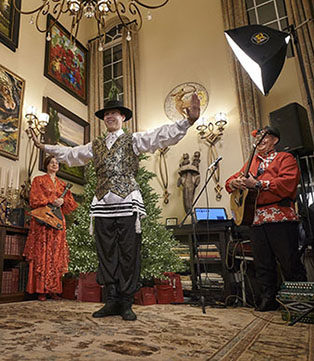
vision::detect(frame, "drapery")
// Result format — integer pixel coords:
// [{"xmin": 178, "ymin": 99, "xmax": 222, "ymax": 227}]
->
[
  {"xmin": 88, "ymin": 38, "xmax": 105, "ymax": 140},
  {"xmin": 122, "ymin": 25, "xmax": 139, "ymax": 133}
]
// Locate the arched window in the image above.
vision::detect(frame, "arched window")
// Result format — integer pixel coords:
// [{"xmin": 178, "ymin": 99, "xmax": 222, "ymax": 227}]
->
[
  {"xmin": 103, "ymin": 24, "xmax": 124, "ymax": 103},
  {"xmin": 88, "ymin": 21, "xmax": 138, "ymax": 138}
]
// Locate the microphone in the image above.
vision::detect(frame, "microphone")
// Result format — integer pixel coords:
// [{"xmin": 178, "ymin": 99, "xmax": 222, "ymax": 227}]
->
[{"xmin": 208, "ymin": 156, "xmax": 223, "ymax": 170}]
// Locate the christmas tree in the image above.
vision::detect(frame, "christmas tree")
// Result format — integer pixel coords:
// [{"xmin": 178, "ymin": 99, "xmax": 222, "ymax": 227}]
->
[
  {"xmin": 66, "ymin": 154, "xmax": 187, "ymax": 279},
  {"xmin": 66, "ymin": 162, "xmax": 98, "ymax": 275},
  {"xmin": 138, "ymin": 154, "xmax": 187, "ymax": 280}
]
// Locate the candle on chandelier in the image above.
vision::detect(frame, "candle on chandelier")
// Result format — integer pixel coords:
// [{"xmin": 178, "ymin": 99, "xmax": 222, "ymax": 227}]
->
[
  {"xmin": 8, "ymin": 166, "xmax": 13, "ymax": 188},
  {"xmin": 0, "ymin": 167, "xmax": 6, "ymax": 189},
  {"xmin": 15, "ymin": 167, "xmax": 20, "ymax": 190}
]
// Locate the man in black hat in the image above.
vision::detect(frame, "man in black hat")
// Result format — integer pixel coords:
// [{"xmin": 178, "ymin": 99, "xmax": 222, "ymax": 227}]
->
[
  {"xmin": 32, "ymin": 94, "xmax": 200, "ymax": 321},
  {"xmin": 225, "ymin": 126, "xmax": 306, "ymax": 311}
]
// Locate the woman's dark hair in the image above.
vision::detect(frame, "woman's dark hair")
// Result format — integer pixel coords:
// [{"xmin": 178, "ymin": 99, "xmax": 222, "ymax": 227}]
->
[{"xmin": 43, "ymin": 155, "xmax": 57, "ymax": 171}]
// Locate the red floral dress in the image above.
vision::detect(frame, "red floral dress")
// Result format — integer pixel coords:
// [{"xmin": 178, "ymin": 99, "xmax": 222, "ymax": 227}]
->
[{"xmin": 23, "ymin": 174, "xmax": 78, "ymax": 294}]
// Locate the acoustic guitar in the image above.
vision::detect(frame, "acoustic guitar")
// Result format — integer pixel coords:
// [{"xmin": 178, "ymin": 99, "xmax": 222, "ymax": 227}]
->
[
  {"xmin": 230, "ymin": 131, "xmax": 267, "ymax": 226},
  {"xmin": 30, "ymin": 183, "xmax": 73, "ymax": 230}
]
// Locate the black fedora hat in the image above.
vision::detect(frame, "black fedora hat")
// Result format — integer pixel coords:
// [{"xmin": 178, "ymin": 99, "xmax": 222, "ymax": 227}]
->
[
  {"xmin": 252, "ymin": 125, "xmax": 280, "ymax": 141},
  {"xmin": 95, "ymin": 99, "xmax": 132, "ymax": 121}
]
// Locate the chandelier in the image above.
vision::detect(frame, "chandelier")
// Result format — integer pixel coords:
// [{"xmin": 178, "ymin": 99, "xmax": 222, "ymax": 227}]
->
[{"xmin": 13, "ymin": 0, "xmax": 169, "ymax": 48}]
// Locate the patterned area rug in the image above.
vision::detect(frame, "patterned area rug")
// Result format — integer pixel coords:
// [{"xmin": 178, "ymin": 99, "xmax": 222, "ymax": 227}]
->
[{"xmin": 0, "ymin": 300, "xmax": 313, "ymax": 361}]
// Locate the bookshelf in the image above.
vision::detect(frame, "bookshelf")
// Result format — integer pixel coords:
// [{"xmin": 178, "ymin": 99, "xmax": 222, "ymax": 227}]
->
[
  {"xmin": 0, "ymin": 225, "xmax": 29, "ymax": 303},
  {"xmin": 169, "ymin": 221, "xmax": 234, "ymax": 302}
]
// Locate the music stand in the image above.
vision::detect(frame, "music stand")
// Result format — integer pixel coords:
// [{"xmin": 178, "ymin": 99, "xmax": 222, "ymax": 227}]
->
[{"xmin": 179, "ymin": 157, "xmax": 222, "ymax": 313}]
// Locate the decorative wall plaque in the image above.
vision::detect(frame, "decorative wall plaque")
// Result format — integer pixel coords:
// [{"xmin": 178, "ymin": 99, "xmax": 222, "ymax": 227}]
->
[{"xmin": 164, "ymin": 82, "xmax": 209, "ymax": 121}]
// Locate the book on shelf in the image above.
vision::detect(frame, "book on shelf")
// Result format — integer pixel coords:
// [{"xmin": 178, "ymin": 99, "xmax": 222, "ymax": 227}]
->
[
  {"xmin": 16, "ymin": 262, "xmax": 29, "ymax": 292},
  {"xmin": 4, "ymin": 234, "xmax": 26, "ymax": 256},
  {"xmin": 197, "ymin": 251, "xmax": 220, "ymax": 258},
  {"xmin": 1, "ymin": 268, "xmax": 20, "ymax": 294},
  {"xmin": 198, "ymin": 244, "xmax": 218, "ymax": 250},
  {"xmin": 172, "ymin": 245, "xmax": 190, "ymax": 260}
]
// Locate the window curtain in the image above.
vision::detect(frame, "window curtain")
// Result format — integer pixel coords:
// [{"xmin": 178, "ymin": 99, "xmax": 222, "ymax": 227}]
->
[
  {"xmin": 285, "ymin": 0, "xmax": 314, "ymax": 133},
  {"xmin": 221, "ymin": 0, "xmax": 261, "ymax": 160},
  {"xmin": 88, "ymin": 38, "xmax": 105, "ymax": 140},
  {"xmin": 122, "ymin": 25, "xmax": 139, "ymax": 133}
]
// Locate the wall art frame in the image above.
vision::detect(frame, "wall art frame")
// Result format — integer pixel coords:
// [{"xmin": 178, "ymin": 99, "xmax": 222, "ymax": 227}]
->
[
  {"xmin": 44, "ymin": 14, "xmax": 88, "ymax": 104},
  {"xmin": 39, "ymin": 97, "xmax": 90, "ymax": 184},
  {"xmin": 0, "ymin": 0, "xmax": 21, "ymax": 52},
  {"xmin": 0, "ymin": 64, "xmax": 25, "ymax": 160}
]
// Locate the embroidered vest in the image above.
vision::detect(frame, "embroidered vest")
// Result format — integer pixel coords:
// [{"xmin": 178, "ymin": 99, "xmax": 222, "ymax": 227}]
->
[{"xmin": 92, "ymin": 133, "xmax": 139, "ymax": 200}]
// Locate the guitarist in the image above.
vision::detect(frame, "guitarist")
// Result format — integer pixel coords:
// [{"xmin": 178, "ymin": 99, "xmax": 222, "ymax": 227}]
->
[
  {"xmin": 23, "ymin": 155, "xmax": 78, "ymax": 301},
  {"xmin": 225, "ymin": 126, "xmax": 306, "ymax": 311}
]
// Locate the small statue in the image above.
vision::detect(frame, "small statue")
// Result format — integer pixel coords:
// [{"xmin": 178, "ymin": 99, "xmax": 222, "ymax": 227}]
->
[
  {"xmin": 192, "ymin": 151, "xmax": 201, "ymax": 169},
  {"xmin": 177, "ymin": 151, "xmax": 201, "ymax": 214}
]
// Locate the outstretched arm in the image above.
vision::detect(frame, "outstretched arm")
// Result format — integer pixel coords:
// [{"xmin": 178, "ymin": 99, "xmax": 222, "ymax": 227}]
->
[
  {"xmin": 133, "ymin": 94, "xmax": 201, "ymax": 154},
  {"xmin": 30, "ymin": 127, "xmax": 93, "ymax": 167}
]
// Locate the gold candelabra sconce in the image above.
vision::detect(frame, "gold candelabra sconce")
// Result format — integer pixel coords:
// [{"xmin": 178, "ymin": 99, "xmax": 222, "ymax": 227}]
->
[
  {"xmin": 22, "ymin": 106, "xmax": 50, "ymax": 205},
  {"xmin": 196, "ymin": 112, "xmax": 228, "ymax": 201},
  {"xmin": 25, "ymin": 106, "xmax": 49, "ymax": 142},
  {"xmin": 196, "ymin": 112, "xmax": 227, "ymax": 146}
]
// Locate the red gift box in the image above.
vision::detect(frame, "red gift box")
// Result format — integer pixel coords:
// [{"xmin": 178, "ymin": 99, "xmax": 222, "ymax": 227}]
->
[
  {"xmin": 62, "ymin": 278, "xmax": 78, "ymax": 300},
  {"xmin": 134, "ymin": 287, "xmax": 156, "ymax": 305},
  {"xmin": 77, "ymin": 272, "xmax": 101, "ymax": 302},
  {"xmin": 154, "ymin": 272, "xmax": 184, "ymax": 303}
]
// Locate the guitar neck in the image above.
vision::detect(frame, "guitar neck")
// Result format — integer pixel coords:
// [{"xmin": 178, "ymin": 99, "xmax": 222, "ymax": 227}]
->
[
  {"xmin": 243, "ymin": 130, "xmax": 268, "ymax": 178},
  {"xmin": 60, "ymin": 183, "xmax": 72, "ymax": 199},
  {"xmin": 243, "ymin": 145, "xmax": 257, "ymax": 178}
]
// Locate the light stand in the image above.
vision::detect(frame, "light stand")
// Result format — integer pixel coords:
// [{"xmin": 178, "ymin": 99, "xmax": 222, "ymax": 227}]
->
[
  {"xmin": 288, "ymin": 22, "xmax": 314, "ymax": 129},
  {"xmin": 179, "ymin": 156, "xmax": 223, "ymax": 314}
]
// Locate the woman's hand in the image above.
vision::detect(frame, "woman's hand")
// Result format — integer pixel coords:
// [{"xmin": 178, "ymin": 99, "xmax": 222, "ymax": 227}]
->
[{"xmin": 52, "ymin": 198, "xmax": 64, "ymax": 207}]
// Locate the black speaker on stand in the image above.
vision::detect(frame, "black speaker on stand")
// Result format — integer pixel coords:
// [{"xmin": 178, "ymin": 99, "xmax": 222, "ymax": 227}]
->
[
  {"xmin": 269, "ymin": 102, "xmax": 314, "ymax": 156},
  {"xmin": 270, "ymin": 102, "xmax": 314, "ymax": 249}
]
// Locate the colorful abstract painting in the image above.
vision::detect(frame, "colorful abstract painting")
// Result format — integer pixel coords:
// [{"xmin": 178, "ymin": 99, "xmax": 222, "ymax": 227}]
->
[
  {"xmin": 0, "ymin": 64, "xmax": 24, "ymax": 160},
  {"xmin": 44, "ymin": 15, "xmax": 88, "ymax": 104}
]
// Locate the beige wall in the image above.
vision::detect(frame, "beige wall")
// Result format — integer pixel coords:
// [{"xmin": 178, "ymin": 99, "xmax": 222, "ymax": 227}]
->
[
  {"xmin": 0, "ymin": 0, "xmax": 304, "ymax": 224},
  {"xmin": 135, "ymin": 0, "xmax": 244, "ymax": 223}
]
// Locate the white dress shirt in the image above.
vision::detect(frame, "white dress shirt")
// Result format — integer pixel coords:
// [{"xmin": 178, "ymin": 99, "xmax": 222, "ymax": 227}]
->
[{"xmin": 44, "ymin": 118, "xmax": 191, "ymax": 231}]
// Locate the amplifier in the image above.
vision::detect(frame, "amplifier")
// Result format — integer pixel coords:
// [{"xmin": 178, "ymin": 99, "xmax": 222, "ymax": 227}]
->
[{"xmin": 277, "ymin": 282, "xmax": 314, "ymax": 324}]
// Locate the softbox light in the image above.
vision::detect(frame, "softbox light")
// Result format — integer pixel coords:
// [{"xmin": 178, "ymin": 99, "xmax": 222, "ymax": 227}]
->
[{"xmin": 224, "ymin": 25, "xmax": 290, "ymax": 95}]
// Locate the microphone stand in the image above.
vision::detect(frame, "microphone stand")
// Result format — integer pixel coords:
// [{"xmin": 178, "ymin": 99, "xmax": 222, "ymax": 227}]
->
[{"xmin": 179, "ymin": 157, "xmax": 222, "ymax": 314}]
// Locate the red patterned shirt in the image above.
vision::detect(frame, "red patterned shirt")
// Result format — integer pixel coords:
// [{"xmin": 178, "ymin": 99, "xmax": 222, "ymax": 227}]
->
[{"xmin": 225, "ymin": 151, "xmax": 300, "ymax": 225}]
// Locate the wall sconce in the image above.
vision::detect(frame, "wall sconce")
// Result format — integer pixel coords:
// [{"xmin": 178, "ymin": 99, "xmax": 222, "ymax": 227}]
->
[
  {"xmin": 21, "ymin": 106, "xmax": 50, "ymax": 206},
  {"xmin": 25, "ymin": 106, "xmax": 49, "ymax": 141},
  {"xmin": 196, "ymin": 112, "xmax": 228, "ymax": 146},
  {"xmin": 196, "ymin": 112, "xmax": 228, "ymax": 201}
]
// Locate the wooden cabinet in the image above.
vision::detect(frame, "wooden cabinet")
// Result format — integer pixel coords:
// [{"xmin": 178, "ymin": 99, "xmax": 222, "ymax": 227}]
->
[
  {"xmin": 170, "ymin": 221, "xmax": 234, "ymax": 302},
  {"xmin": 0, "ymin": 225, "xmax": 29, "ymax": 303}
]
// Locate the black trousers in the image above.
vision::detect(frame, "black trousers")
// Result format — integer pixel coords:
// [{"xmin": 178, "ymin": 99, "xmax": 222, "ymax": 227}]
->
[
  {"xmin": 94, "ymin": 215, "xmax": 142, "ymax": 302},
  {"xmin": 250, "ymin": 222, "xmax": 306, "ymax": 299}
]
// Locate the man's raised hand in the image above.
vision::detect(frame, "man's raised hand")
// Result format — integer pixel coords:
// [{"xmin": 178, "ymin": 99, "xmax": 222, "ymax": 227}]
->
[{"xmin": 186, "ymin": 93, "xmax": 201, "ymax": 125}]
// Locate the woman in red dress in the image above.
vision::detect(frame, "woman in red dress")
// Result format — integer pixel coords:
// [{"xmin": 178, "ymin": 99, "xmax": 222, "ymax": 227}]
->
[{"xmin": 24, "ymin": 155, "xmax": 78, "ymax": 301}]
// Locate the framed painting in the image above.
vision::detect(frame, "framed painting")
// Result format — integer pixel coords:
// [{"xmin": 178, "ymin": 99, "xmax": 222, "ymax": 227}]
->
[
  {"xmin": 0, "ymin": 0, "xmax": 21, "ymax": 52},
  {"xmin": 44, "ymin": 14, "xmax": 88, "ymax": 104},
  {"xmin": 0, "ymin": 64, "xmax": 25, "ymax": 160},
  {"xmin": 39, "ymin": 97, "xmax": 90, "ymax": 185}
]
